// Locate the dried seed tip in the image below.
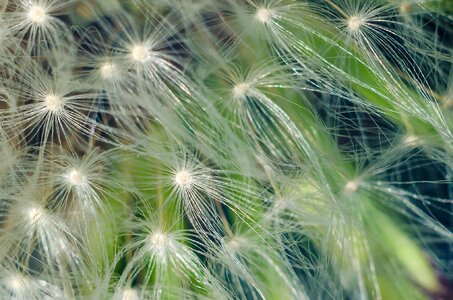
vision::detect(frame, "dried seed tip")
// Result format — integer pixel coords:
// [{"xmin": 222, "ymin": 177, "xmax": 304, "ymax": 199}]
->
[
  {"xmin": 27, "ymin": 206, "xmax": 46, "ymax": 223},
  {"xmin": 28, "ymin": 5, "xmax": 48, "ymax": 23},
  {"xmin": 228, "ymin": 236, "xmax": 243, "ymax": 250},
  {"xmin": 232, "ymin": 82, "xmax": 250, "ymax": 99},
  {"xmin": 130, "ymin": 44, "xmax": 149, "ymax": 62},
  {"xmin": 402, "ymin": 134, "xmax": 420, "ymax": 146},
  {"xmin": 255, "ymin": 8, "xmax": 273, "ymax": 24},
  {"xmin": 67, "ymin": 168, "xmax": 85, "ymax": 186},
  {"xmin": 347, "ymin": 16, "xmax": 365, "ymax": 32},
  {"xmin": 99, "ymin": 62, "xmax": 117, "ymax": 79},
  {"xmin": 120, "ymin": 288, "xmax": 139, "ymax": 300},
  {"xmin": 175, "ymin": 170, "xmax": 192, "ymax": 187},
  {"xmin": 400, "ymin": 3, "xmax": 412, "ymax": 14},
  {"xmin": 443, "ymin": 96, "xmax": 453, "ymax": 109},
  {"xmin": 6, "ymin": 274, "xmax": 26, "ymax": 291},
  {"xmin": 345, "ymin": 179, "xmax": 361, "ymax": 194},
  {"xmin": 44, "ymin": 94, "xmax": 63, "ymax": 112},
  {"xmin": 149, "ymin": 232, "xmax": 169, "ymax": 247}
]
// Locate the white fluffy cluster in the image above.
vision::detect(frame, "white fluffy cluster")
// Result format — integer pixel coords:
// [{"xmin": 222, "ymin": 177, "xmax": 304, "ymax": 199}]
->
[{"xmin": 0, "ymin": 0, "xmax": 452, "ymax": 299}]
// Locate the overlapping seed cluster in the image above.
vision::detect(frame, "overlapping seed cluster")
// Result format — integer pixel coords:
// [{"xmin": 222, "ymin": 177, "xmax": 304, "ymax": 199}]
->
[{"xmin": 0, "ymin": 0, "xmax": 452, "ymax": 299}]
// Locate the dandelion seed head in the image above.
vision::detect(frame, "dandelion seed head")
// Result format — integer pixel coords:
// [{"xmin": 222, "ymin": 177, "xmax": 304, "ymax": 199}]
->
[
  {"xmin": 66, "ymin": 168, "xmax": 85, "ymax": 186},
  {"xmin": 130, "ymin": 44, "xmax": 149, "ymax": 62},
  {"xmin": 347, "ymin": 16, "xmax": 365, "ymax": 32},
  {"xmin": 255, "ymin": 8, "xmax": 273, "ymax": 24},
  {"xmin": 233, "ymin": 82, "xmax": 250, "ymax": 99},
  {"xmin": 175, "ymin": 170, "xmax": 192, "ymax": 187},
  {"xmin": 99, "ymin": 62, "xmax": 117, "ymax": 79},
  {"xmin": 44, "ymin": 94, "xmax": 63, "ymax": 112},
  {"xmin": 27, "ymin": 5, "xmax": 48, "ymax": 24}
]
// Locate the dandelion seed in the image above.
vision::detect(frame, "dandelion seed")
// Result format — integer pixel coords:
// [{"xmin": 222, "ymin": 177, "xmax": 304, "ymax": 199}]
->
[
  {"xmin": 5, "ymin": 0, "xmax": 74, "ymax": 56},
  {"xmin": 97, "ymin": 15, "xmax": 190, "ymax": 107},
  {"xmin": 5, "ymin": 187, "xmax": 88, "ymax": 286},
  {"xmin": 115, "ymin": 216, "xmax": 220, "ymax": 298},
  {"xmin": 1, "ymin": 270, "xmax": 66, "ymax": 299},
  {"xmin": 47, "ymin": 149, "xmax": 113, "ymax": 231},
  {"xmin": 0, "ymin": 66, "xmax": 107, "ymax": 149},
  {"xmin": 255, "ymin": 8, "xmax": 273, "ymax": 24}
]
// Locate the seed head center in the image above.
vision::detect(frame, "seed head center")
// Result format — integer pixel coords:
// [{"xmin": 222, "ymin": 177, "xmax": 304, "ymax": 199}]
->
[
  {"xmin": 175, "ymin": 170, "xmax": 192, "ymax": 187},
  {"xmin": 150, "ymin": 232, "xmax": 169, "ymax": 247},
  {"xmin": 7, "ymin": 275, "xmax": 26, "ymax": 291},
  {"xmin": 121, "ymin": 288, "xmax": 139, "ymax": 300},
  {"xmin": 44, "ymin": 94, "xmax": 63, "ymax": 112},
  {"xmin": 28, "ymin": 5, "xmax": 47, "ymax": 23},
  {"xmin": 229, "ymin": 237, "xmax": 243, "ymax": 250},
  {"xmin": 348, "ymin": 16, "xmax": 365, "ymax": 31},
  {"xmin": 233, "ymin": 83, "xmax": 250, "ymax": 99},
  {"xmin": 255, "ymin": 8, "xmax": 273, "ymax": 24},
  {"xmin": 131, "ymin": 45, "xmax": 149, "ymax": 62},
  {"xmin": 345, "ymin": 179, "xmax": 361, "ymax": 194},
  {"xmin": 100, "ymin": 62, "xmax": 117, "ymax": 79},
  {"xmin": 67, "ymin": 168, "xmax": 85, "ymax": 186},
  {"xmin": 27, "ymin": 207, "xmax": 45, "ymax": 223}
]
